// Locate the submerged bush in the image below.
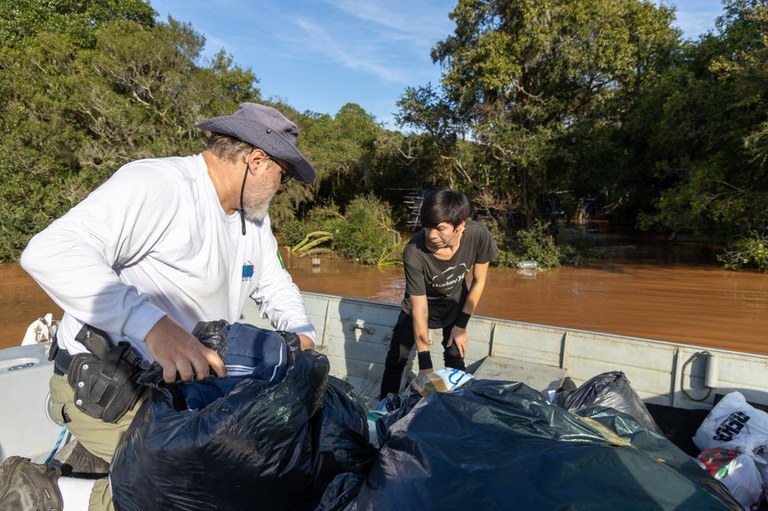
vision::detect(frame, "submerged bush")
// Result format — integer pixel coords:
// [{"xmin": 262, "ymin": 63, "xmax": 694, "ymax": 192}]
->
[
  {"xmin": 492, "ymin": 221, "xmax": 606, "ymax": 270},
  {"xmin": 277, "ymin": 196, "xmax": 402, "ymax": 265},
  {"xmin": 496, "ymin": 221, "xmax": 562, "ymax": 270},
  {"xmin": 718, "ymin": 232, "xmax": 768, "ymax": 272},
  {"xmin": 334, "ymin": 195, "xmax": 402, "ymax": 265}
]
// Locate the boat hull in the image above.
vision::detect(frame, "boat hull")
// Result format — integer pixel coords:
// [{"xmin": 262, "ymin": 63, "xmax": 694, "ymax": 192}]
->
[
  {"xmin": 0, "ymin": 343, "xmax": 62, "ymax": 462},
  {"xmin": 3, "ymin": 291, "xmax": 768, "ymax": 462},
  {"xmin": 242, "ymin": 292, "xmax": 768, "ymax": 410}
]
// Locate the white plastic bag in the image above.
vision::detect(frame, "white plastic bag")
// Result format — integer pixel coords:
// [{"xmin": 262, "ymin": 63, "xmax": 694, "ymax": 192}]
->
[
  {"xmin": 411, "ymin": 368, "xmax": 474, "ymax": 397},
  {"xmin": 697, "ymin": 444, "xmax": 766, "ymax": 510},
  {"xmin": 694, "ymin": 392, "xmax": 768, "ymax": 509},
  {"xmin": 694, "ymin": 392, "xmax": 768, "ymax": 451}
]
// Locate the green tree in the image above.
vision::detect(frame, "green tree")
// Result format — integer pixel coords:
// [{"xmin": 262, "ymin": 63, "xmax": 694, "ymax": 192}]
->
[
  {"xmin": 0, "ymin": 19, "xmax": 260, "ymax": 260},
  {"xmin": 301, "ymin": 103, "xmax": 381, "ymax": 202},
  {"xmin": 426, "ymin": 0, "xmax": 679, "ymax": 226},
  {"xmin": 0, "ymin": 0, "xmax": 156, "ymax": 48},
  {"xmin": 626, "ymin": 1, "xmax": 768, "ymax": 241},
  {"xmin": 396, "ymin": 82, "xmax": 457, "ymax": 140},
  {"xmin": 395, "ymin": 83, "xmax": 474, "ymax": 191}
]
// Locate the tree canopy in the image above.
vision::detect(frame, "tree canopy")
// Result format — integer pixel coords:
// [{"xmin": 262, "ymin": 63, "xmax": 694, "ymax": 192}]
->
[
  {"xmin": 2, "ymin": 0, "xmax": 768, "ymax": 269},
  {"xmin": 395, "ymin": 0, "xmax": 768, "ymax": 252},
  {"xmin": 401, "ymin": 0, "xmax": 681, "ymax": 225},
  {"xmin": 0, "ymin": 0, "xmax": 156, "ymax": 48},
  {"xmin": 0, "ymin": 6, "xmax": 259, "ymax": 258}
]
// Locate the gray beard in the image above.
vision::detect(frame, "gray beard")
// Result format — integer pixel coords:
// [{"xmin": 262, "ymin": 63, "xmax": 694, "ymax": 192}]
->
[
  {"xmin": 242, "ymin": 170, "xmax": 277, "ymax": 223},
  {"xmin": 244, "ymin": 199, "xmax": 270, "ymax": 222},
  {"xmin": 243, "ymin": 187, "xmax": 273, "ymax": 222}
]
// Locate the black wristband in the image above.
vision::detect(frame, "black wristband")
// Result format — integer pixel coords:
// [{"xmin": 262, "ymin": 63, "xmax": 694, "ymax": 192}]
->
[
  {"xmin": 454, "ymin": 312, "xmax": 471, "ymax": 329},
  {"xmin": 417, "ymin": 351, "xmax": 433, "ymax": 370}
]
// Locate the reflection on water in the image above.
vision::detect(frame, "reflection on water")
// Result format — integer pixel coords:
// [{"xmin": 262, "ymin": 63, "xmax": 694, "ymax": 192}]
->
[
  {"xmin": 282, "ymin": 252, "xmax": 405, "ymax": 305},
  {"xmin": 283, "ymin": 240, "xmax": 768, "ymax": 355},
  {"xmin": 561, "ymin": 221, "xmax": 722, "ymax": 266},
  {"xmin": 482, "ymin": 262, "xmax": 768, "ymax": 355},
  {"xmin": 3, "ymin": 227, "xmax": 768, "ymax": 356}
]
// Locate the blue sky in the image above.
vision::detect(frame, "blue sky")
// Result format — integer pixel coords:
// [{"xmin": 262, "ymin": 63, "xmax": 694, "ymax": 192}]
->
[{"xmin": 149, "ymin": 0, "xmax": 726, "ymax": 129}]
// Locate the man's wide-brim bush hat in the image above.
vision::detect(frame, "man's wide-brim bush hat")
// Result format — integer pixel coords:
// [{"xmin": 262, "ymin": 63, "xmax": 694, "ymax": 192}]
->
[{"xmin": 196, "ymin": 102, "xmax": 316, "ymax": 182}]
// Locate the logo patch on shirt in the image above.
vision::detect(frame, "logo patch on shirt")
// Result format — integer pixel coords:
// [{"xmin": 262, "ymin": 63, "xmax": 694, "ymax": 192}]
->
[{"xmin": 242, "ymin": 261, "xmax": 254, "ymax": 281}]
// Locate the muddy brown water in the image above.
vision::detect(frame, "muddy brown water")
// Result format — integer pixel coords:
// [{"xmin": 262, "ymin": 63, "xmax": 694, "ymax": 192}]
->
[{"xmin": 3, "ymin": 246, "xmax": 768, "ymax": 355}]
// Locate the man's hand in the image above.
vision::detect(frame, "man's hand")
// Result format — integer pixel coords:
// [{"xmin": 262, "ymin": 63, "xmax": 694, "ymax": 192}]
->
[
  {"xmin": 298, "ymin": 334, "xmax": 315, "ymax": 351},
  {"xmin": 447, "ymin": 326, "xmax": 468, "ymax": 358},
  {"xmin": 145, "ymin": 316, "xmax": 226, "ymax": 383},
  {"xmin": 418, "ymin": 368, "xmax": 434, "ymax": 377}
]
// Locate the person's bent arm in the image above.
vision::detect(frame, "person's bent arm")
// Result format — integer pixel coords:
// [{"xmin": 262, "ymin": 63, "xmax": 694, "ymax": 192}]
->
[
  {"xmin": 447, "ymin": 262, "xmax": 491, "ymax": 357},
  {"xmin": 411, "ymin": 294, "xmax": 432, "ymax": 376},
  {"xmin": 463, "ymin": 261, "xmax": 490, "ymax": 316},
  {"xmin": 21, "ymin": 161, "xmax": 228, "ymax": 380},
  {"xmin": 21, "ymin": 163, "xmax": 180, "ymax": 341}
]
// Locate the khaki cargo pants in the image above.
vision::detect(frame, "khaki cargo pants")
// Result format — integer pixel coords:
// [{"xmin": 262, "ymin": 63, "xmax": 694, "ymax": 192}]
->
[{"xmin": 49, "ymin": 373, "xmax": 149, "ymax": 511}]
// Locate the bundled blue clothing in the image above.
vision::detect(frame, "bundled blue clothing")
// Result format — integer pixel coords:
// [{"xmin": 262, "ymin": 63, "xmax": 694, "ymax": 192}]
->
[{"xmin": 181, "ymin": 322, "xmax": 288, "ymax": 410}]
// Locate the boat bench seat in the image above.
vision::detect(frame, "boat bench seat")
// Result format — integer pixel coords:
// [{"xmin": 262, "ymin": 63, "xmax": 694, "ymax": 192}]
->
[{"xmin": 470, "ymin": 356, "xmax": 567, "ymax": 398}]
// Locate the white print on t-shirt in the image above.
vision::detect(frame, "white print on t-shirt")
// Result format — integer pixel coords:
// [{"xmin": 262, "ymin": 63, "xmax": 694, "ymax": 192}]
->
[{"xmin": 430, "ymin": 263, "xmax": 469, "ymax": 291}]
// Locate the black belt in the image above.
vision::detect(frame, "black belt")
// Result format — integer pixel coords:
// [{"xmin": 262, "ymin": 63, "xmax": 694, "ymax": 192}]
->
[{"xmin": 49, "ymin": 338, "xmax": 74, "ymax": 376}]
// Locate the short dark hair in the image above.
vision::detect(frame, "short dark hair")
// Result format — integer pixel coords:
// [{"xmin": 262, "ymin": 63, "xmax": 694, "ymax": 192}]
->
[
  {"xmin": 206, "ymin": 133, "xmax": 254, "ymax": 163},
  {"xmin": 420, "ymin": 189, "xmax": 471, "ymax": 228}
]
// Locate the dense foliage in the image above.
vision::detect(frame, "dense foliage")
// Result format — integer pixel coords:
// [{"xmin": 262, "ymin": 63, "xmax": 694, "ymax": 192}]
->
[
  {"xmin": 0, "ymin": 2, "xmax": 258, "ymax": 259},
  {"xmin": 425, "ymin": 0, "xmax": 680, "ymax": 226},
  {"xmin": 396, "ymin": 0, "xmax": 768, "ymax": 270},
  {"xmin": 2, "ymin": 0, "xmax": 768, "ymax": 271},
  {"xmin": 281, "ymin": 196, "xmax": 403, "ymax": 266}
]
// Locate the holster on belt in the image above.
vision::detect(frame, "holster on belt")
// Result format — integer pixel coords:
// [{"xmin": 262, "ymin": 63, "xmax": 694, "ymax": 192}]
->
[{"xmin": 67, "ymin": 325, "xmax": 147, "ymax": 423}]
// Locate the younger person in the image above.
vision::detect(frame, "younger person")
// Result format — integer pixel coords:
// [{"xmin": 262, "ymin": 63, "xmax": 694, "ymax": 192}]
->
[{"xmin": 379, "ymin": 189, "xmax": 498, "ymax": 398}]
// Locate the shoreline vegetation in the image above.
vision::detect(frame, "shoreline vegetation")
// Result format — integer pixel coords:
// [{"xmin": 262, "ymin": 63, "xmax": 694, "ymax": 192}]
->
[
  {"xmin": 2, "ymin": 1, "xmax": 768, "ymax": 272},
  {"xmin": 279, "ymin": 195, "xmax": 606, "ymax": 271}
]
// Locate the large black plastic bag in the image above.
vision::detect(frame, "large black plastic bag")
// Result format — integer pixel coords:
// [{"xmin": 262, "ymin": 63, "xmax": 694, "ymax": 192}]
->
[
  {"xmin": 315, "ymin": 473, "xmax": 365, "ymax": 511},
  {"xmin": 373, "ymin": 383, "xmax": 423, "ymax": 446},
  {"xmin": 312, "ymin": 377, "xmax": 379, "ymax": 496},
  {"xmin": 327, "ymin": 380, "xmax": 740, "ymax": 511},
  {"xmin": 374, "ymin": 369, "xmax": 475, "ymax": 446},
  {"xmin": 554, "ymin": 371, "xmax": 663, "ymax": 434},
  {"xmin": 111, "ymin": 334, "xmax": 330, "ymax": 511}
]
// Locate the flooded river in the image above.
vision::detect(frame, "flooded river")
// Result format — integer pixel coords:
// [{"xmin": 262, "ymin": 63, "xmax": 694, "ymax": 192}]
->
[
  {"xmin": 3, "ymin": 240, "xmax": 768, "ymax": 355},
  {"xmin": 281, "ymin": 253, "xmax": 768, "ymax": 355}
]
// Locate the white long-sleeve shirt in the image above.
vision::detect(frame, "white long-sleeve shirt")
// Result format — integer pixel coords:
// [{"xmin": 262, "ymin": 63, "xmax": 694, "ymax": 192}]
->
[{"xmin": 21, "ymin": 154, "xmax": 315, "ymax": 360}]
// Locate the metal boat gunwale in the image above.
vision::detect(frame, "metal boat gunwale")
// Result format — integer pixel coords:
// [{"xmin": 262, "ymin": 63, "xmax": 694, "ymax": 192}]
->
[{"xmin": 2, "ymin": 290, "xmax": 767, "ymax": 463}]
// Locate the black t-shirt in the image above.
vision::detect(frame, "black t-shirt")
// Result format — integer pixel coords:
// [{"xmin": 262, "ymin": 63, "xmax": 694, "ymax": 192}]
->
[{"xmin": 401, "ymin": 220, "xmax": 499, "ymax": 328}]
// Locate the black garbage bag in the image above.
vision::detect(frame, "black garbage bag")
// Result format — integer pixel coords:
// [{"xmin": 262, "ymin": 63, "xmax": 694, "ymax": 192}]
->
[
  {"xmin": 374, "ymin": 369, "xmax": 475, "ymax": 446},
  {"xmin": 323, "ymin": 379, "xmax": 740, "ymax": 511},
  {"xmin": 312, "ymin": 377, "xmax": 379, "ymax": 496},
  {"xmin": 111, "ymin": 332, "xmax": 330, "ymax": 511},
  {"xmin": 554, "ymin": 371, "xmax": 663, "ymax": 434},
  {"xmin": 373, "ymin": 382, "xmax": 423, "ymax": 446},
  {"xmin": 315, "ymin": 473, "xmax": 365, "ymax": 511}
]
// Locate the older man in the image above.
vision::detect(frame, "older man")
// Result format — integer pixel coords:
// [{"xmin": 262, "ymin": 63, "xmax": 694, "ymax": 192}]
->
[{"xmin": 0, "ymin": 103, "xmax": 316, "ymax": 510}]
